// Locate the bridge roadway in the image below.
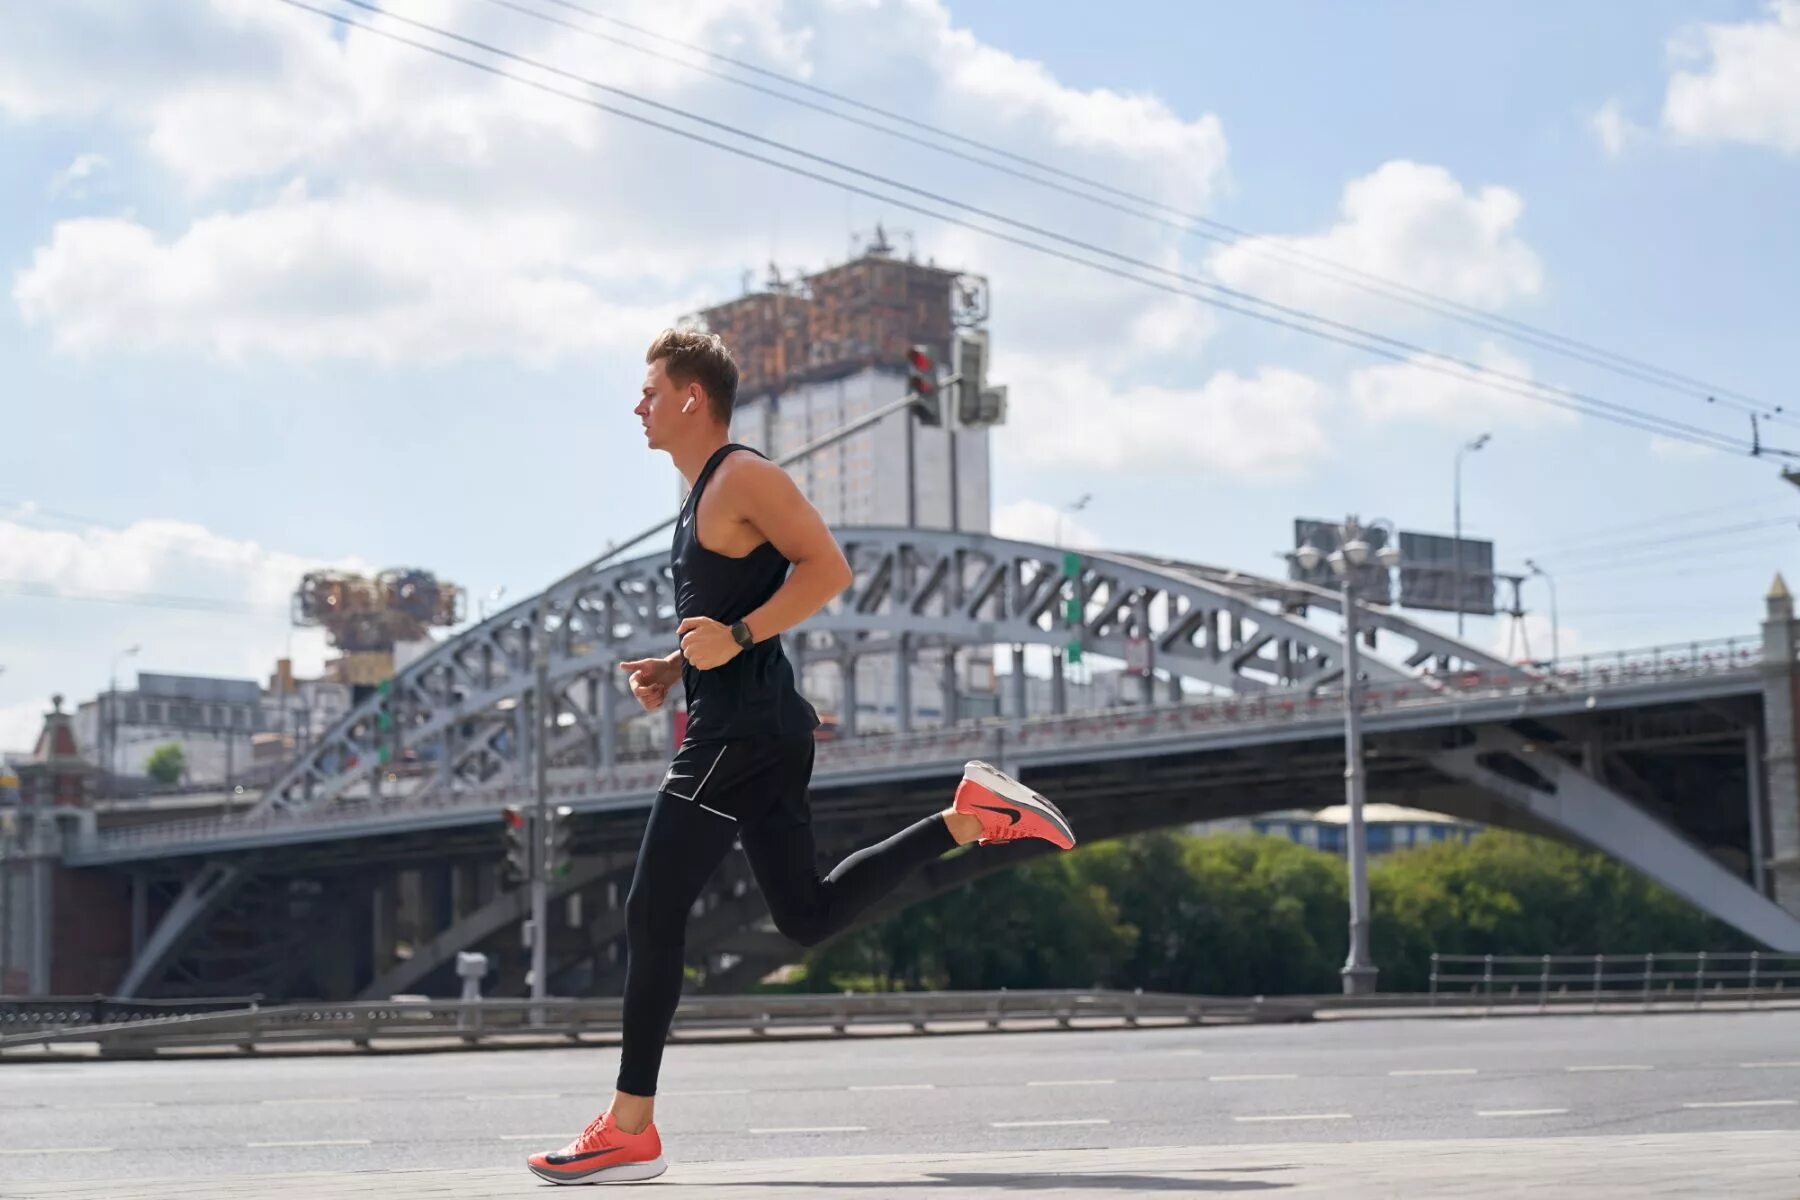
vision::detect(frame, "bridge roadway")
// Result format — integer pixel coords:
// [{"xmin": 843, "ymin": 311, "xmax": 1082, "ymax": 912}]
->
[
  {"xmin": 71, "ymin": 644, "xmax": 1761, "ymax": 866},
  {"xmin": 3, "ymin": 1010, "xmax": 1798, "ymax": 1197}
]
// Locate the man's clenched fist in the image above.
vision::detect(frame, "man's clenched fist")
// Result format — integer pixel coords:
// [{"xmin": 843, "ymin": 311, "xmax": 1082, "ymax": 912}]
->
[
  {"xmin": 618, "ymin": 653, "xmax": 680, "ymax": 711},
  {"xmin": 677, "ymin": 616, "xmax": 744, "ymax": 671}
]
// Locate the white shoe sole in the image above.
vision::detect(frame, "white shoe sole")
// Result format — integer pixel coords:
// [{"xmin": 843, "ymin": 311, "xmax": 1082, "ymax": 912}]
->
[
  {"xmin": 962, "ymin": 760, "xmax": 1077, "ymax": 847},
  {"xmin": 528, "ymin": 1155, "xmax": 668, "ymax": 1185}
]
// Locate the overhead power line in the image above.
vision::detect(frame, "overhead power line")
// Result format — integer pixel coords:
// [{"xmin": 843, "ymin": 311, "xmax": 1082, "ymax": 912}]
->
[
  {"xmin": 281, "ymin": 0, "xmax": 1786, "ymax": 459},
  {"xmin": 0, "ymin": 579, "xmax": 291, "ymax": 617},
  {"xmin": 506, "ymin": 0, "xmax": 1785, "ymax": 425},
  {"xmin": 1518, "ymin": 498, "xmax": 1785, "ymax": 559}
]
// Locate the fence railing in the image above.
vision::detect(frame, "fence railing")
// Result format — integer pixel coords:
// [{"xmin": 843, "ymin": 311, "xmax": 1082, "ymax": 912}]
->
[
  {"xmin": 69, "ymin": 635, "xmax": 1763, "ymax": 859},
  {"xmin": 1429, "ymin": 951, "xmax": 1800, "ymax": 1011},
  {"xmin": 0, "ymin": 989, "xmax": 1305, "ymax": 1053}
]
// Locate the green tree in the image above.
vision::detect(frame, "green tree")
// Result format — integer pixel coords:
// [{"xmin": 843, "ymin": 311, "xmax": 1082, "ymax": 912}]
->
[
  {"xmin": 1072, "ymin": 832, "xmax": 1349, "ymax": 995},
  {"xmin": 145, "ymin": 743, "xmax": 186, "ymax": 786},
  {"xmin": 801, "ymin": 852, "xmax": 1136, "ymax": 991},
  {"xmin": 1370, "ymin": 830, "xmax": 1750, "ymax": 991}
]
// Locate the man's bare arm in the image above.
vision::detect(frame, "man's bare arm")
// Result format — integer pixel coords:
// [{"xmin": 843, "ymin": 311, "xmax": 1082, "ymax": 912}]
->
[{"xmin": 728, "ymin": 457, "xmax": 852, "ymax": 641}]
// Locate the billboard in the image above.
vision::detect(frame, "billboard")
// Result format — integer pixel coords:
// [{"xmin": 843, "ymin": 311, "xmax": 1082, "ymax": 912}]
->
[
  {"xmin": 1397, "ymin": 531, "xmax": 1497, "ymax": 616},
  {"xmin": 1290, "ymin": 519, "xmax": 1394, "ymax": 604}
]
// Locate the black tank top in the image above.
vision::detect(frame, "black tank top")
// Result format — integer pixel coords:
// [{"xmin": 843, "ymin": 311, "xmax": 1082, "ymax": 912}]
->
[{"xmin": 672, "ymin": 443, "xmax": 819, "ymax": 744}]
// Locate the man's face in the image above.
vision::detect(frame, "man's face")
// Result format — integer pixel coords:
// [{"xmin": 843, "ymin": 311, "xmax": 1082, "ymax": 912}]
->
[{"xmin": 635, "ymin": 358, "xmax": 695, "ymax": 451}]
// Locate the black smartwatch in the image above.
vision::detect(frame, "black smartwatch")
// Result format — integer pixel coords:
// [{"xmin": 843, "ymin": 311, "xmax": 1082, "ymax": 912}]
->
[{"xmin": 730, "ymin": 620, "xmax": 755, "ymax": 649}]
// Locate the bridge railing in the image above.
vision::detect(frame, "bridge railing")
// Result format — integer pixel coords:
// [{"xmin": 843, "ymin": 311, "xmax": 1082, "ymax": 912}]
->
[
  {"xmin": 71, "ymin": 634, "xmax": 1762, "ymax": 858},
  {"xmin": 1430, "ymin": 950, "xmax": 1800, "ymax": 1011}
]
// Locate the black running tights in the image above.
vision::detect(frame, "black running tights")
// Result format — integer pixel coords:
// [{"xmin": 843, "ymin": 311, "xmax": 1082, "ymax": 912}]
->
[{"xmin": 616, "ymin": 735, "xmax": 956, "ymax": 1096}]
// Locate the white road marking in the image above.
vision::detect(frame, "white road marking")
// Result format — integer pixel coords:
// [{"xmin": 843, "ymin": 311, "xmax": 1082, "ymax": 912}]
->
[
  {"xmin": 0, "ymin": 1147, "xmax": 114, "ymax": 1156},
  {"xmin": 849, "ymin": 1083, "xmax": 936, "ymax": 1091},
  {"xmin": 62, "ymin": 1102, "xmax": 153, "ymax": 1110},
  {"xmin": 1566, "ymin": 1065, "xmax": 1653, "ymax": 1072},
  {"xmin": 246, "ymin": 1139, "xmax": 372, "ymax": 1148},
  {"xmin": 1210, "ymin": 1073, "xmax": 1299, "ymax": 1082},
  {"xmin": 748, "ymin": 1125, "xmax": 869, "ymax": 1134},
  {"xmin": 261, "ymin": 1097, "xmax": 362, "ymax": 1106},
  {"xmin": 1025, "ymin": 1078, "xmax": 1116, "ymax": 1087},
  {"xmin": 1390, "ymin": 1068, "xmax": 1478, "ymax": 1077},
  {"xmin": 465, "ymin": 1092, "xmax": 561, "ymax": 1101},
  {"xmin": 1740, "ymin": 1061, "xmax": 1800, "ymax": 1069},
  {"xmin": 1478, "ymin": 1108, "xmax": 1569, "ymax": 1118},
  {"xmin": 1681, "ymin": 1099, "xmax": 1797, "ymax": 1109},
  {"xmin": 1233, "ymin": 1113, "xmax": 1352, "ymax": 1123},
  {"xmin": 992, "ymin": 1118, "xmax": 1111, "ymax": 1128}
]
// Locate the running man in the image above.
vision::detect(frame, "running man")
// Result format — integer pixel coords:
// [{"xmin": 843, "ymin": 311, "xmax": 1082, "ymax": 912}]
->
[{"xmin": 527, "ymin": 329, "xmax": 1076, "ymax": 1185}]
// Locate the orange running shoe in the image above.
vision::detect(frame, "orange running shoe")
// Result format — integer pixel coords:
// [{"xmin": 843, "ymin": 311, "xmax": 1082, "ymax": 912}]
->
[
  {"xmin": 954, "ymin": 760, "xmax": 1077, "ymax": 850},
  {"xmin": 525, "ymin": 1111, "xmax": 667, "ymax": 1186}
]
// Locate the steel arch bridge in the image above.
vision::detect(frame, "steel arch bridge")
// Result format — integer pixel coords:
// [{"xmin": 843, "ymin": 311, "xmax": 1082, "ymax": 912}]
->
[
  {"xmin": 112, "ymin": 528, "xmax": 1800, "ymax": 998},
  {"xmin": 257, "ymin": 528, "xmax": 1507, "ymax": 817}
]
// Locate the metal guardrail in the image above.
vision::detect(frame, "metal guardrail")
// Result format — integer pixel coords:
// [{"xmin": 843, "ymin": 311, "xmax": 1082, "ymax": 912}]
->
[
  {"xmin": 0, "ymin": 994, "xmax": 266, "ymax": 1033},
  {"xmin": 0, "ymin": 989, "xmax": 1309, "ymax": 1054},
  {"xmin": 6, "ymin": 962, "xmax": 1795, "ymax": 1057},
  {"xmin": 1430, "ymin": 951, "xmax": 1800, "ymax": 1011},
  {"xmin": 70, "ymin": 636, "xmax": 1762, "ymax": 859}
]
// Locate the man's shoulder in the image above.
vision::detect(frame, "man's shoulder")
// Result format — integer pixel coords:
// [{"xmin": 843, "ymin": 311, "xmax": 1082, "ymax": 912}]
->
[{"xmin": 713, "ymin": 448, "xmax": 791, "ymax": 497}]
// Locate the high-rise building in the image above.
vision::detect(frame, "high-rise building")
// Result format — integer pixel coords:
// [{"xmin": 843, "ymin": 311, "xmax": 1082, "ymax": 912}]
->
[{"xmin": 686, "ymin": 242, "xmax": 998, "ymax": 729}]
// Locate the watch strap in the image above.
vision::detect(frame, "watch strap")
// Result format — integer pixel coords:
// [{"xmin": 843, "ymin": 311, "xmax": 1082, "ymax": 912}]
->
[{"xmin": 730, "ymin": 620, "xmax": 755, "ymax": 649}]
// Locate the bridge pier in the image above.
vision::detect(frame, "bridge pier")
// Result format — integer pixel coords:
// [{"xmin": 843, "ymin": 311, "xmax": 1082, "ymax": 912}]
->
[{"xmin": 1761, "ymin": 577, "xmax": 1800, "ymax": 918}]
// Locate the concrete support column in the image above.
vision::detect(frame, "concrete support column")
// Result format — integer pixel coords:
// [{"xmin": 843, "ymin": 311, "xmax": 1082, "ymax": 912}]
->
[
  {"xmin": 371, "ymin": 876, "xmax": 398, "ymax": 973},
  {"xmin": 130, "ymin": 873, "xmax": 147, "ymax": 960},
  {"xmin": 1761, "ymin": 575, "xmax": 1800, "ymax": 917},
  {"xmin": 1166, "ymin": 669, "xmax": 1183, "ymax": 704},
  {"xmin": 1051, "ymin": 649, "xmax": 1067, "ymax": 715}
]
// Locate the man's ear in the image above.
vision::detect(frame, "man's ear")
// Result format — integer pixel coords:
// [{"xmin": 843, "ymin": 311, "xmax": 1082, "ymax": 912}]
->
[{"xmin": 681, "ymin": 388, "xmax": 699, "ymax": 414}]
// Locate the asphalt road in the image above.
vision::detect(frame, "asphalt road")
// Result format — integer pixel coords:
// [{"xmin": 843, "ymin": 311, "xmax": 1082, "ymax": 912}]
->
[{"xmin": 3, "ymin": 1010, "xmax": 1798, "ymax": 1195}]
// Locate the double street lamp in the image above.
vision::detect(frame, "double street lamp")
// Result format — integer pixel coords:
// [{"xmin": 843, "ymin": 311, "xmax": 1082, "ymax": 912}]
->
[{"xmin": 1294, "ymin": 517, "xmax": 1400, "ymax": 996}]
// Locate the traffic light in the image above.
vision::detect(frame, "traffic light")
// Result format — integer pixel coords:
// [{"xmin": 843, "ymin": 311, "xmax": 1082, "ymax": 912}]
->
[
  {"xmin": 906, "ymin": 345, "xmax": 941, "ymax": 426},
  {"xmin": 545, "ymin": 804, "xmax": 574, "ymax": 882},
  {"xmin": 953, "ymin": 332, "xmax": 1008, "ymax": 428},
  {"xmin": 953, "ymin": 332, "xmax": 984, "ymax": 427},
  {"xmin": 501, "ymin": 805, "xmax": 530, "ymax": 887}
]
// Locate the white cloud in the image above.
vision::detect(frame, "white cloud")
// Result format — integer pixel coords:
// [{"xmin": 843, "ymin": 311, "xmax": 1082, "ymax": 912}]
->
[
  {"xmin": 1648, "ymin": 434, "xmax": 1720, "ymax": 461},
  {"xmin": 1590, "ymin": 99, "xmax": 1646, "ymax": 158},
  {"xmin": 48, "ymin": 152, "xmax": 109, "ymax": 200},
  {"xmin": 13, "ymin": 184, "xmax": 690, "ymax": 366},
  {"xmin": 0, "ymin": 511, "xmax": 363, "ymax": 751},
  {"xmin": 992, "ymin": 499, "xmax": 1100, "ymax": 549},
  {"xmin": 1208, "ymin": 160, "xmax": 1543, "ymax": 317},
  {"xmin": 3, "ymin": 0, "xmax": 1230, "ymax": 370},
  {"xmin": 1663, "ymin": 0, "xmax": 1800, "ymax": 154},
  {"xmin": 1003, "ymin": 361, "xmax": 1330, "ymax": 479},
  {"xmin": 1347, "ymin": 341, "xmax": 1573, "ymax": 432}
]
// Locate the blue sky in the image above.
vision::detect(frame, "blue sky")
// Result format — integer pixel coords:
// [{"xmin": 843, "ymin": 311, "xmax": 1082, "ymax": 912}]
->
[{"xmin": 2, "ymin": 0, "xmax": 1797, "ymax": 750}]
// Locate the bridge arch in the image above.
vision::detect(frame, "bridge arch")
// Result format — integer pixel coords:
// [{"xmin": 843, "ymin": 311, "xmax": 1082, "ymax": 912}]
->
[{"xmin": 258, "ymin": 528, "xmax": 1509, "ymax": 819}]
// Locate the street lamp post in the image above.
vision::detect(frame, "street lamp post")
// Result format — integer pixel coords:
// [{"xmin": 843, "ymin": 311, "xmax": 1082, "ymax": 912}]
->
[
  {"xmin": 1524, "ymin": 559, "xmax": 1560, "ymax": 665},
  {"xmin": 1294, "ymin": 518, "xmax": 1399, "ymax": 996},
  {"xmin": 1453, "ymin": 434, "xmax": 1490, "ymax": 638}
]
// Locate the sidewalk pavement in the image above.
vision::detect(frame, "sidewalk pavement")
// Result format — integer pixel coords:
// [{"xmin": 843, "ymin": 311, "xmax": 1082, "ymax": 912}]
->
[{"xmin": 8, "ymin": 1132, "xmax": 1798, "ymax": 1198}]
